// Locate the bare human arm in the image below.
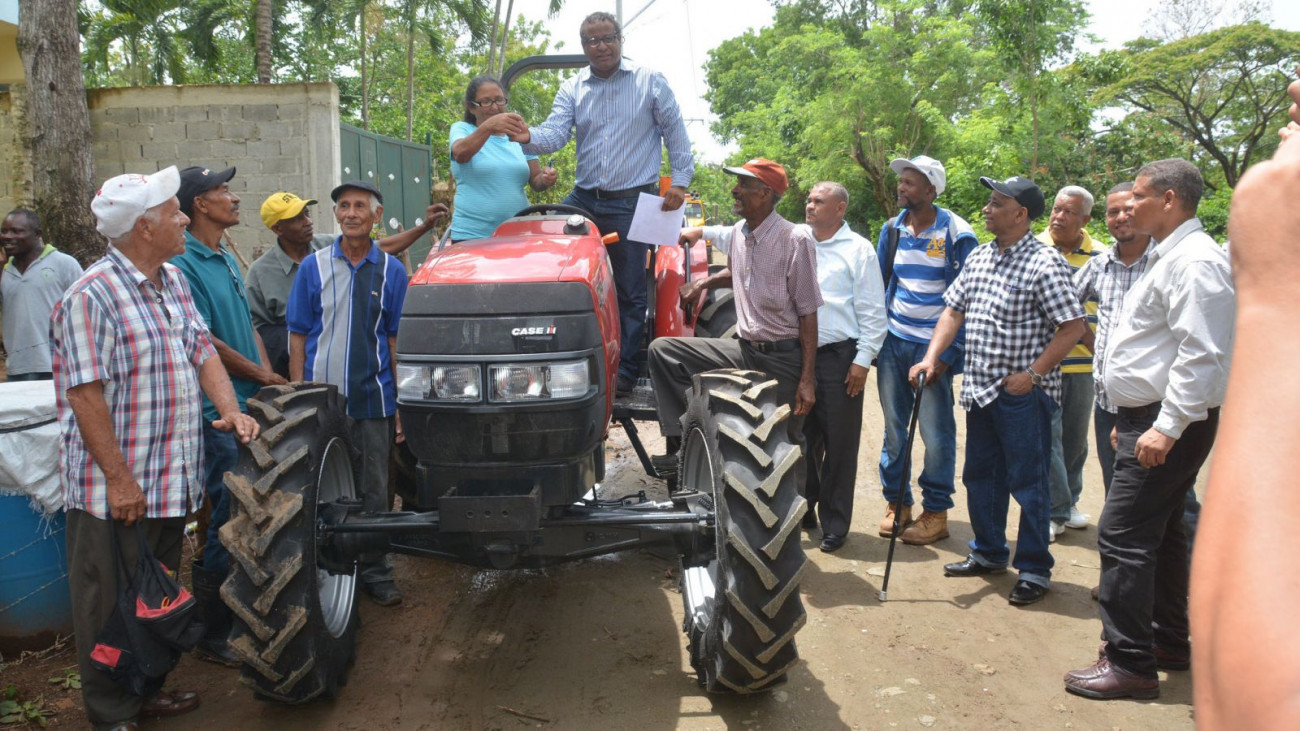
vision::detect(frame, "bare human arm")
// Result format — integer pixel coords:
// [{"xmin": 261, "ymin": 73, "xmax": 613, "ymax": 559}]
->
[
  {"xmin": 909, "ymin": 307, "xmax": 965, "ymax": 386},
  {"xmin": 390, "ymin": 335, "xmax": 404, "ymax": 444},
  {"xmin": 795, "ymin": 312, "xmax": 817, "ymax": 416},
  {"xmin": 212, "ymin": 333, "xmax": 285, "ymax": 387},
  {"xmin": 66, "ymin": 381, "xmax": 147, "ymax": 525},
  {"xmin": 198, "ymin": 355, "xmax": 260, "ymax": 443},
  {"xmin": 376, "ymin": 204, "xmax": 450, "ymax": 256},
  {"xmin": 289, "ymin": 332, "xmax": 306, "ymax": 383},
  {"xmin": 528, "ymin": 159, "xmax": 558, "ymax": 192},
  {"xmin": 451, "ymin": 114, "xmax": 528, "ymax": 162},
  {"xmin": 1191, "ymin": 86, "xmax": 1300, "ymax": 730}
]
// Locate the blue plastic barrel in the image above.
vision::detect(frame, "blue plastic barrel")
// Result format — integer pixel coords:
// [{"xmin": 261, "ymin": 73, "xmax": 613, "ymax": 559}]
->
[{"xmin": 0, "ymin": 496, "xmax": 73, "ymax": 654}]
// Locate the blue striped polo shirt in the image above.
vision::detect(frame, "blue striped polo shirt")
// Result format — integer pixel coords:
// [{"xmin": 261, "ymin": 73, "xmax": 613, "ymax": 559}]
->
[
  {"xmin": 881, "ymin": 207, "xmax": 978, "ymax": 344},
  {"xmin": 286, "ymin": 237, "xmax": 407, "ymax": 420}
]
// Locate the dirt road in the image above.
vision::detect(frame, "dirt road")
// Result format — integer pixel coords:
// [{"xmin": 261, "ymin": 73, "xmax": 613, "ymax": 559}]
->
[{"xmin": 5, "ymin": 377, "xmax": 1198, "ymax": 729}]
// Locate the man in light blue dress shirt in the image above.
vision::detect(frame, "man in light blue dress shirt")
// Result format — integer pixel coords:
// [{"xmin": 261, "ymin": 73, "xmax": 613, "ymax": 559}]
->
[
  {"xmin": 518, "ymin": 11, "xmax": 694, "ymax": 394},
  {"xmin": 800, "ymin": 182, "xmax": 887, "ymax": 552}
]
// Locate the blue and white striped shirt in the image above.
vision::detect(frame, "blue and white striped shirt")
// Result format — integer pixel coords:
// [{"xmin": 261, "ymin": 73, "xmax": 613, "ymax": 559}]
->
[
  {"xmin": 522, "ymin": 58, "xmax": 694, "ymax": 191},
  {"xmin": 286, "ymin": 238, "xmax": 408, "ymax": 420}
]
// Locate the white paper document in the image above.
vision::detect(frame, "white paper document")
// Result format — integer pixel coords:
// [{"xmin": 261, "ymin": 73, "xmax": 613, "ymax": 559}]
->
[{"xmin": 627, "ymin": 192, "xmax": 686, "ymax": 246}]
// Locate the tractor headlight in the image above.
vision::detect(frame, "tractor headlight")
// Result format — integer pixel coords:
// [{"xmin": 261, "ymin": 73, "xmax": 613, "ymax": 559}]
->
[
  {"xmin": 432, "ymin": 365, "xmax": 482, "ymax": 401},
  {"xmin": 396, "ymin": 364, "xmax": 431, "ymax": 401},
  {"xmin": 488, "ymin": 359, "xmax": 589, "ymax": 402}
]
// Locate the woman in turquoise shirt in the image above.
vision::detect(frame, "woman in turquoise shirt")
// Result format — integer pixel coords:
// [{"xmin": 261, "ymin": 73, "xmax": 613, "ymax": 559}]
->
[{"xmin": 449, "ymin": 76, "xmax": 558, "ymax": 241}]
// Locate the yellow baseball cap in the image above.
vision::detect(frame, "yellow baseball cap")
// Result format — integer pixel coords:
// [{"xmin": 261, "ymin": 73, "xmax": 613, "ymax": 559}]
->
[{"xmin": 260, "ymin": 191, "xmax": 317, "ymax": 230}]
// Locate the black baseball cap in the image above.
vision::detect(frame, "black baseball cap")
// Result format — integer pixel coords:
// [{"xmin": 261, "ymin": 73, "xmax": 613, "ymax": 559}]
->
[
  {"xmin": 177, "ymin": 166, "xmax": 237, "ymax": 218},
  {"xmin": 330, "ymin": 180, "xmax": 384, "ymax": 205},
  {"xmin": 979, "ymin": 175, "xmax": 1045, "ymax": 220}
]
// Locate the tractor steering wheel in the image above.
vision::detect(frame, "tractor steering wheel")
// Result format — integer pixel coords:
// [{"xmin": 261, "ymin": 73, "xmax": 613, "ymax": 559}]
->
[{"xmin": 512, "ymin": 203, "xmax": 596, "ymax": 220}]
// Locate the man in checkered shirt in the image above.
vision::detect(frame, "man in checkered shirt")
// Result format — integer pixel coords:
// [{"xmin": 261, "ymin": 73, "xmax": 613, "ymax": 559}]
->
[
  {"xmin": 910, "ymin": 175, "xmax": 1085, "ymax": 607},
  {"xmin": 52, "ymin": 167, "xmax": 259, "ymax": 728}
]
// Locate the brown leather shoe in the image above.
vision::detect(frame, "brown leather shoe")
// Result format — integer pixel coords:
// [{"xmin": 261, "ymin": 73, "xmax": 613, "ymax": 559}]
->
[
  {"xmin": 900, "ymin": 510, "xmax": 949, "ymax": 545},
  {"xmin": 141, "ymin": 689, "xmax": 201, "ymax": 718},
  {"xmin": 1064, "ymin": 658, "xmax": 1159, "ymax": 700},
  {"xmin": 879, "ymin": 504, "xmax": 912, "ymax": 537}
]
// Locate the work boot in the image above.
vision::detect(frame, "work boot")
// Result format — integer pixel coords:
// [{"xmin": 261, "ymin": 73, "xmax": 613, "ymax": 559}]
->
[
  {"xmin": 900, "ymin": 510, "xmax": 949, "ymax": 545},
  {"xmin": 878, "ymin": 504, "xmax": 912, "ymax": 538},
  {"xmin": 651, "ymin": 436, "xmax": 681, "ymax": 480},
  {"xmin": 190, "ymin": 560, "xmax": 241, "ymax": 667}
]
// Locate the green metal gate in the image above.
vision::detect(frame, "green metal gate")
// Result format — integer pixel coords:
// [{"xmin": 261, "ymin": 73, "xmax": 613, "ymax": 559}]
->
[{"xmin": 339, "ymin": 123, "xmax": 435, "ymax": 264}]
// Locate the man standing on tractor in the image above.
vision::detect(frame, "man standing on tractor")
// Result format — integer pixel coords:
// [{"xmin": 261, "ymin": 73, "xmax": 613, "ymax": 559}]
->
[
  {"xmin": 650, "ymin": 158, "xmax": 821, "ymax": 484},
  {"xmin": 286, "ymin": 180, "xmax": 409, "ymax": 608},
  {"xmin": 516, "ymin": 11, "xmax": 694, "ymax": 396}
]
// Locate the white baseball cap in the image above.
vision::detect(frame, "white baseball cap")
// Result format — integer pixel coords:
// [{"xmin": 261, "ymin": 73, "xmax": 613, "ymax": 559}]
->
[
  {"xmin": 91, "ymin": 166, "xmax": 182, "ymax": 239},
  {"xmin": 889, "ymin": 155, "xmax": 947, "ymax": 197}
]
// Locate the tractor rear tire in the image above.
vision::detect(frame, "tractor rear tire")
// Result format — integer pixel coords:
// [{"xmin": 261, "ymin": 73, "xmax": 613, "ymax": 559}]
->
[
  {"xmin": 220, "ymin": 383, "xmax": 360, "ymax": 703},
  {"xmin": 678, "ymin": 369, "xmax": 808, "ymax": 693},
  {"xmin": 694, "ymin": 265, "xmax": 738, "ymax": 339}
]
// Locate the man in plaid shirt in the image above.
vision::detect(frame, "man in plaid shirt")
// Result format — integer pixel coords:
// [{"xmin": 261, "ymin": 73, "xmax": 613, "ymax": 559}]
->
[
  {"xmin": 910, "ymin": 175, "xmax": 1084, "ymax": 607},
  {"xmin": 52, "ymin": 167, "xmax": 258, "ymax": 729}
]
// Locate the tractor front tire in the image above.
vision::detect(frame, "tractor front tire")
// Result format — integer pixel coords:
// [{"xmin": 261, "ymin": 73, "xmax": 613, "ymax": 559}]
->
[
  {"xmin": 678, "ymin": 369, "xmax": 808, "ymax": 693},
  {"xmin": 220, "ymin": 383, "xmax": 360, "ymax": 703}
]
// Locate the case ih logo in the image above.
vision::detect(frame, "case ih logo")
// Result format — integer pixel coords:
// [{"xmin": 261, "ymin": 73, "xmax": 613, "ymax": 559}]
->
[{"xmin": 511, "ymin": 326, "xmax": 556, "ymax": 336}]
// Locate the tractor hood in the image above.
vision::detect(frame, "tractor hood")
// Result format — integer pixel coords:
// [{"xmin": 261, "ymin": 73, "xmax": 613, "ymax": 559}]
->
[{"xmin": 411, "ymin": 218, "xmax": 608, "ymax": 288}]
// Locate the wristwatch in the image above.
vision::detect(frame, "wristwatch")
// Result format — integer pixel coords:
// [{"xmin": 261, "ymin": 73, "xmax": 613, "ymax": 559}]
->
[{"xmin": 1026, "ymin": 367, "xmax": 1043, "ymax": 387}]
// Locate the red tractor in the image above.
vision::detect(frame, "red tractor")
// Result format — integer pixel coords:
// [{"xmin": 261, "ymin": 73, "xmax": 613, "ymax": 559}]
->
[{"xmin": 219, "ymin": 59, "xmax": 807, "ymax": 705}]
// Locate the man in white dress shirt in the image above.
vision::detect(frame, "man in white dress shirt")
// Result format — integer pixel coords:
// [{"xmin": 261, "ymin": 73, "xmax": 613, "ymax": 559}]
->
[
  {"xmin": 799, "ymin": 182, "xmax": 887, "ymax": 552},
  {"xmin": 1064, "ymin": 158, "xmax": 1235, "ymax": 701}
]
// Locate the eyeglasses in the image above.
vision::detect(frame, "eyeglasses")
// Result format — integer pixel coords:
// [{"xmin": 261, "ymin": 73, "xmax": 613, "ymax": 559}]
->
[
  {"xmin": 470, "ymin": 97, "xmax": 508, "ymax": 108},
  {"xmin": 581, "ymin": 33, "xmax": 621, "ymax": 48}
]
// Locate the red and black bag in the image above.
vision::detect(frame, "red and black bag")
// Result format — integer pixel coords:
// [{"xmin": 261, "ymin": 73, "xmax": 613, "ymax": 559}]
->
[{"xmin": 88, "ymin": 523, "xmax": 204, "ymax": 696}]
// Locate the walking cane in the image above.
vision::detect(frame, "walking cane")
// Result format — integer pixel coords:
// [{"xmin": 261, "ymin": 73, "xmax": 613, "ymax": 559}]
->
[{"xmin": 879, "ymin": 370, "xmax": 926, "ymax": 601}]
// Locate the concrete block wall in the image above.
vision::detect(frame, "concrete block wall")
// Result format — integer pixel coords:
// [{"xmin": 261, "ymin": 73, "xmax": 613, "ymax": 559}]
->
[
  {"xmin": 87, "ymin": 83, "xmax": 341, "ymax": 264},
  {"xmin": 0, "ymin": 82, "xmax": 340, "ymax": 266}
]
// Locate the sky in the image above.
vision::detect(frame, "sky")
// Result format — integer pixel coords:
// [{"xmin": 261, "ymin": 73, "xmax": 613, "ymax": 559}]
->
[{"xmin": 508, "ymin": 0, "xmax": 1300, "ymax": 163}]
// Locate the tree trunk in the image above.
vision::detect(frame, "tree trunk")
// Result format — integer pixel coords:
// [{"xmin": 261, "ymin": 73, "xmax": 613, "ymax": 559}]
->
[
  {"xmin": 487, "ymin": 0, "xmax": 501, "ymax": 75},
  {"xmin": 255, "ymin": 0, "xmax": 273, "ymax": 83},
  {"xmin": 405, "ymin": 21, "xmax": 415, "ymax": 141},
  {"xmin": 496, "ymin": 0, "xmax": 515, "ymax": 76},
  {"xmin": 360, "ymin": 9, "xmax": 369, "ymax": 130},
  {"xmin": 16, "ymin": 0, "xmax": 101, "ymax": 265}
]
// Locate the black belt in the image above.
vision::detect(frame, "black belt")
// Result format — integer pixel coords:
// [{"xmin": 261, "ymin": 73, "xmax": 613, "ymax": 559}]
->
[
  {"xmin": 576, "ymin": 183, "xmax": 658, "ymax": 200},
  {"xmin": 818, "ymin": 338, "xmax": 856, "ymax": 353},
  {"xmin": 1117, "ymin": 402, "xmax": 1161, "ymax": 419},
  {"xmin": 741, "ymin": 338, "xmax": 800, "ymax": 353}
]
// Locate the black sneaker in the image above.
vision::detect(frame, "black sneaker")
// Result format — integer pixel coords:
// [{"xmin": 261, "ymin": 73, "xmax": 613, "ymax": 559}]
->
[
  {"xmin": 363, "ymin": 580, "xmax": 403, "ymax": 607},
  {"xmin": 616, "ymin": 374, "xmax": 636, "ymax": 396}
]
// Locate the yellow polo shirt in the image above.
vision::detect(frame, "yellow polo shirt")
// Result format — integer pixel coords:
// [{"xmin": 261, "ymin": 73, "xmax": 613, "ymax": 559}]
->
[{"xmin": 1037, "ymin": 229, "xmax": 1105, "ymax": 374}]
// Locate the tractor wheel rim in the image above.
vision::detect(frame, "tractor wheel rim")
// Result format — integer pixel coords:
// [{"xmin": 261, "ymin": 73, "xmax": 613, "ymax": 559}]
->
[
  {"xmin": 317, "ymin": 436, "xmax": 358, "ymax": 638},
  {"xmin": 680, "ymin": 426, "xmax": 719, "ymax": 624}
]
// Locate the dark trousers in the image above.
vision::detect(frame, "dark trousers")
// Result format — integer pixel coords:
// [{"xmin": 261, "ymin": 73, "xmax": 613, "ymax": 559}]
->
[
  {"xmin": 962, "ymin": 389, "xmax": 1056, "ymax": 586},
  {"xmin": 803, "ymin": 340, "xmax": 863, "ymax": 536},
  {"xmin": 648, "ymin": 336, "xmax": 807, "ymax": 492},
  {"xmin": 1098, "ymin": 404, "xmax": 1218, "ymax": 678},
  {"xmin": 355, "ymin": 417, "xmax": 395, "ymax": 585},
  {"xmin": 564, "ymin": 187, "xmax": 648, "ymax": 383},
  {"xmin": 66, "ymin": 510, "xmax": 185, "ymax": 729},
  {"xmin": 257, "ymin": 323, "xmax": 290, "ymax": 379},
  {"xmin": 200, "ymin": 424, "xmax": 239, "ymax": 574}
]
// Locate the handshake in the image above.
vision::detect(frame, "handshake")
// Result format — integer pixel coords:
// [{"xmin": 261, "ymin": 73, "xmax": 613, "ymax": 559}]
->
[{"xmin": 480, "ymin": 112, "xmax": 532, "ymax": 143}]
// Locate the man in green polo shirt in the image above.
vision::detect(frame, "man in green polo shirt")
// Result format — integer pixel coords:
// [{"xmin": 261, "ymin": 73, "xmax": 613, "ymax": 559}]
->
[
  {"xmin": 171, "ymin": 165, "xmax": 285, "ymax": 667},
  {"xmin": 0, "ymin": 208, "xmax": 83, "ymax": 381},
  {"xmin": 1037, "ymin": 185, "xmax": 1106, "ymax": 539},
  {"xmin": 247, "ymin": 191, "xmax": 448, "ymax": 377}
]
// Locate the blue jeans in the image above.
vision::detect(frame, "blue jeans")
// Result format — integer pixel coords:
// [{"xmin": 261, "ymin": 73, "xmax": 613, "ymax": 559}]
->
[
  {"xmin": 876, "ymin": 333, "xmax": 957, "ymax": 513},
  {"xmin": 564, "ymin": 188, "xmax": 646, "ymax": 383},
  {"xmin": 201, "ymin": 424, "xmax": 239, "ymax": 574},
  {"xmin": 1048, "ymin": 372, "xmax": 1093, "ymax": 521},
  {"xmin": 963, "ymin": 388, "xmax": 1056, "ymax": 587}
]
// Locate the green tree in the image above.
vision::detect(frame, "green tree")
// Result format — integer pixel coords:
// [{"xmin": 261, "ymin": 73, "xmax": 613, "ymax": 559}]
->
[
  {"xmin": 82, "ymin": 0, "xmax": 190, "ymax": 86},
  {"xmin": 1091, "ymin": 23, "xmax": 1300, "ymax": 187}
]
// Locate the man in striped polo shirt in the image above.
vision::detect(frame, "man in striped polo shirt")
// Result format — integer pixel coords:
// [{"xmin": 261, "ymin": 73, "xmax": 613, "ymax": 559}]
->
[
  {"xmin": 1037, "ymin": 186, "xmax": 1105, "ymax": 539},
  {"xmin": 874, "ymin": 156, "xmax": 979, "ymax": 545},
  {"xmin": 519, "ymin": 11, "xmax": 694, "ymax": 395},
  {"xmin": 287, "ymin": 180, "xmax": 408, "ymax": 607}
]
